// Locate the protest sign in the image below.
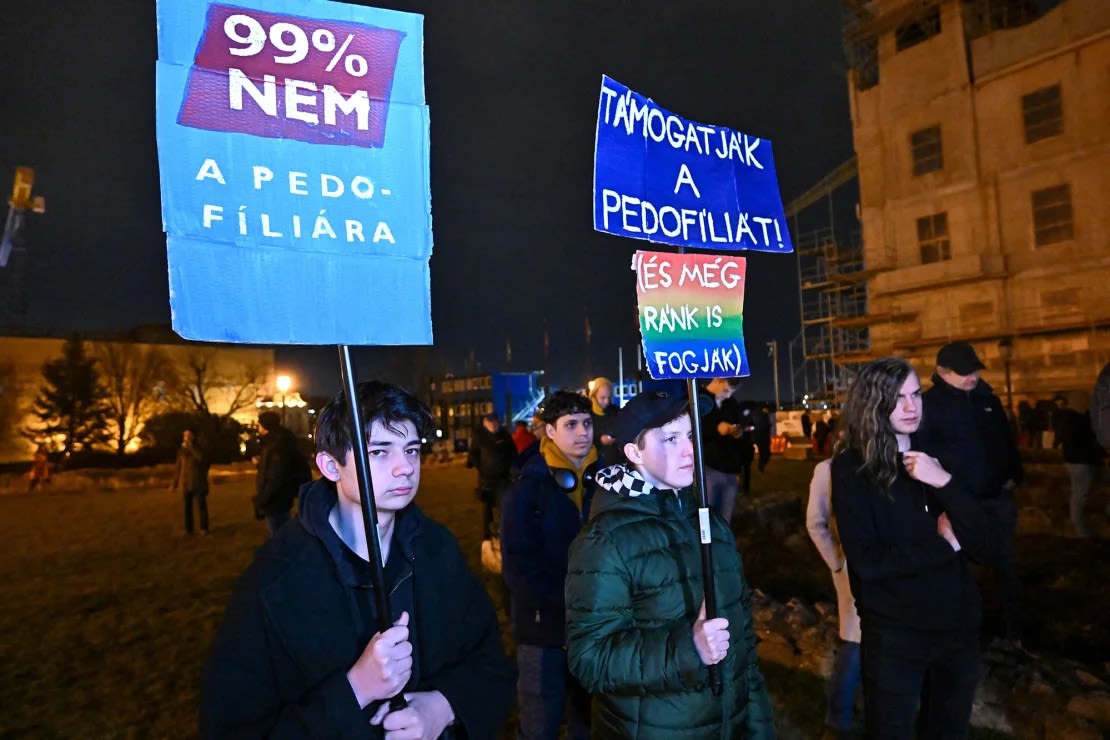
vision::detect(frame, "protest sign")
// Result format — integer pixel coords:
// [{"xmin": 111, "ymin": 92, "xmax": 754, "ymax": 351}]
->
[
  {"xmin": 156, "ymin": 0, "xmax": 431, "ymax": 344},
  {"xmin": 594, "ymin": 76, "xmax": 792, "ymax": 254},
  {"xmin": 633, "ymin": 250, "xmax": 749, "ymax": 380}
]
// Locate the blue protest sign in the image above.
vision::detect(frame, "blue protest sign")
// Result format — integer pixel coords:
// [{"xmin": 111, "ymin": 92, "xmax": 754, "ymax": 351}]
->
[
  {"xmin": 594, "ymin": 76, "xmax": 793, "ymax": 254},
  {"xmin": 156, "ymin": 0, "xmax": 432, "ymax": 344}
]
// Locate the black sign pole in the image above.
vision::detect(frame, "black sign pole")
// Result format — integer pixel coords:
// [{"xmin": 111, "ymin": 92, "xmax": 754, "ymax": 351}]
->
[
  {"xmin": 671, "ymin": 242, "xmax": 722, "ymax": 696},
  {"xmin": 685, "ymin": 377, "xmax": 723, "ymax": 696},
  {"xmin": 338, "ymin": 345, "xmax": 407, "ymax": 712}
]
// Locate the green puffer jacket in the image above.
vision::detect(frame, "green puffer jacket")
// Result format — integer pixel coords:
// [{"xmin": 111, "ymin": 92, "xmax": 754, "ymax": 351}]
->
[{"xmin": 565, "ymin": 465, "xmax": 775, "ymax": 739}]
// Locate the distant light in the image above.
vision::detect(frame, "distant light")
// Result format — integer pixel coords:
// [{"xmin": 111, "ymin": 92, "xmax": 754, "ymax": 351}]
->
[
  {"xmin": 435, "ymin": 429, "xmax": 443, "ymax": 438},
  {"xmin": 276, "ymin": 374, "xmax": 293, "ymax": 393}
]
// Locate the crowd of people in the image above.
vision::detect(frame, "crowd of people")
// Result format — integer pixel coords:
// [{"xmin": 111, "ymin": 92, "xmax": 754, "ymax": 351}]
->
[{"xmin": 189, "ymin": 348, "xmax": 1107, "ymax": 738}]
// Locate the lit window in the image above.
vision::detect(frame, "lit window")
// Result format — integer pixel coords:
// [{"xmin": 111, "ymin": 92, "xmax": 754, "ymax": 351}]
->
[
  {"xmin": 1031, "ymin": 184, "xmax": 1073, "ymax": 246},
  {"xmin": 910, "ymin": 126, "xmax": 943, "ymax": 176},
  {"xmin": 1022, "ymin": 85, "xmax": 1062, "ymax": 143},
  {"xmin": 917, "ymin": 212, "xmax": 950, "ymax": 264}
]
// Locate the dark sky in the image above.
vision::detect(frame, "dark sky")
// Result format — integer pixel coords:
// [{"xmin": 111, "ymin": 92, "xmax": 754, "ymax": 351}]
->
[{"xmin": 0, "ymin": 0, "xmax": 853, "ymax": 400}]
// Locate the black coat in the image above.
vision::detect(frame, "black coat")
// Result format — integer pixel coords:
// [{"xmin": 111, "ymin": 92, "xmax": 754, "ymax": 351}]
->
[
  {"xmin": 831, "ymin": 448, "xmax": 998, "ymax": 634},
  {"xmin": 466, "ymin": 425, "xmax": 516, "ymax": 491},
  {"xmin": 254, "ymin": 426, "xmax": 304, "ymax": 518},
  {"xmin": 591, "ymin": 405, "xmax": 621, "ymax": 467},
  {"xmin": 917, "ymin": 376, "xmax": 1023, "ymax": 499},
  {"xmin": 1055, "ymin": 408, "xmax": 1104, "ymax": 465},
  {"xmin": 201, "ymin": 478, "xmax": 515, "ymax": 738},
  {"xmin": 701, "ymin": 395, "xmax": 745, "ymax": 473}
]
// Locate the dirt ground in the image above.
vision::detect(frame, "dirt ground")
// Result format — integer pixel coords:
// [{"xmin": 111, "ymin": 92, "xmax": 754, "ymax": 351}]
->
[
  {"xmin": 735, "ymin": 457, "xmax": 1110, "ymax": 667},
  {"xmin": 1, "ymin": 455, "xmax": 1102, "ymax": 737}
]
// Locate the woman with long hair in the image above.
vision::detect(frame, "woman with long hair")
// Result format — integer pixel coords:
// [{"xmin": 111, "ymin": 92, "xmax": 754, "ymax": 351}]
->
[{"xmin": 831, "ymin": 357, "xmax": 997, "ymax": 739}]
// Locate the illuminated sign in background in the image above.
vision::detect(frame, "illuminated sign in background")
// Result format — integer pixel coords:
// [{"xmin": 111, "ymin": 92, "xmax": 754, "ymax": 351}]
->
[
  {"xmin": 632, "ymin": 250, "xmax": 749, "ymax": 380},
  {"xmin": 594, "ymin": 76, "xmax": 792, "ymax": 254},
  {"xmin": 156, "ymin": 0, "xmax": 431, "ymax": 344}
]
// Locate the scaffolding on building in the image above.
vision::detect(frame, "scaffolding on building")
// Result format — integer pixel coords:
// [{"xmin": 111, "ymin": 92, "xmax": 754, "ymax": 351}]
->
[{"xmin": 796, "ymin": 226, "xmax": 871, "ymax": 403}]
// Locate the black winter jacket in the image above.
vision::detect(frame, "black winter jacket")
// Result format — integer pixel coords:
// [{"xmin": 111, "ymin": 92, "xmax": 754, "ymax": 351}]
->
[
  {"xmin": 501, "ymin": 450, "xmax": 597, "ymax": 646},
  {"xmin": 917, "ymin": 376, "xmax": 1023, "ymax": 499},
  {"xmin": 701, "ymin": 395, "xmax": 744, "ymax": 474},
  {"xmin": 200, "ymin": 478, "xmax": 515, "ymax": 738},
  {"xmin": 254, "ymin": 426, "xmax": 305, "ymax": 518},
  {"xmin": 466, "ymin": 425, "xmax": 516, "ymax": 490},
  {"xmin": 831, "ymin": 448, "xmax": 998, "ymax": 634},
  {"xmin": 1056, "ymin": 408, "xmax": 1104, "ymax": 465}
]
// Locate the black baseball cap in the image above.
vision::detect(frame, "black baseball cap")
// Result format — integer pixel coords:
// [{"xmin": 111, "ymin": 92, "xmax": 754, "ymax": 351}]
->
[
  {"xmin": 936, "ymin": 341, "xmax": 985, "ymax": 375},
  {"xmin": 613, "ymin": 389, "xmax": 713, "ymax": 449}
]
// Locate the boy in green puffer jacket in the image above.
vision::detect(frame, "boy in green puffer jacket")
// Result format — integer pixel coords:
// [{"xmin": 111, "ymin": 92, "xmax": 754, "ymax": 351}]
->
[{"xmin": 565, "ymin": 389, "xmax": 775, "ymax": 739}]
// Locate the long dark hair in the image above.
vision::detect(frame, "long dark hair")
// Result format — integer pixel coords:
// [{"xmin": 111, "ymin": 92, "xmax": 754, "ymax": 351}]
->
[{"xmin": 837, "ymin": 357, "xmax": 916, "ymax": 489}]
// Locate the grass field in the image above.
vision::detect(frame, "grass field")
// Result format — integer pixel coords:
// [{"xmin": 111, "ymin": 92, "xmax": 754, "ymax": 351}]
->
[{"xmin": 1, "ymin": 456, "xmax": 1096, "ymax": 737}]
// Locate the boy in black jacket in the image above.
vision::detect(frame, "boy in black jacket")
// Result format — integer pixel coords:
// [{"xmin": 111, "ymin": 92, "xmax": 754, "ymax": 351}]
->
[{"xmin": 201, "ymin": 381, "xmax": 514, "ymax": 738}]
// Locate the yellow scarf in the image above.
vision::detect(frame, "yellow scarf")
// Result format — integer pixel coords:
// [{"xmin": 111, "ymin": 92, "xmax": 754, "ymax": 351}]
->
[{"xmin": 540, "ymin": 437, "xmax": 598, "ymax": 513}]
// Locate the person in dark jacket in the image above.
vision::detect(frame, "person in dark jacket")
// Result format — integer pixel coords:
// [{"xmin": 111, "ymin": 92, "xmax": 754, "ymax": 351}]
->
[
  {"xmin": 754, "ymin": 404, "xmax": 773, "ymax": 473},
  {"xmin": 832, "ymin": 357, "xmax": 998, "ymax": 739},
  {"xmin": 201, "ymin": 381, "xmax": 515, "ymax": 739},
  {"xmin": 566, "ymin": 389, "xmax": 775, "ymax": 739},
  {"xmin": 734, "ymin": 401, "xmax": 757, "ymax": 495},
  {"xmin": 467, "ymin": 413, "xmax": 516, "ymax": 539},
  {"xmin": 171, "ymin": 428, "xmax": 209, "ymax": 535},
  {"xmin": 589, "ymin": 376, "xmax": 621, "ymax": 467},
  {"xmin": 1052, "ymin": 395, "xmax": 1105, "ymax": 537},
  {"xmin": 915, "ymin": 341, "xmax": 1025, "ymax": 643},
  {"xmin": 699, "ymin": 377, "xmax": 744, "ymax": 523},
  {"xmin": 253, "ymin": 410, "xmax": 308, "ymax": 536},
  {"xmin": 501, "ymin": 390, "xmax": 598, "ymax": 740}
]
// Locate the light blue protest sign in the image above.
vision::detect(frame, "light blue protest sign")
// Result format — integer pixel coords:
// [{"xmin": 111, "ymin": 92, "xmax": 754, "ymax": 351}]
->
[
  {"xmin": 594, "ymin": 76, "xmax": 792, "ymax": 254},
  {"xmin": 156, "ymin": 0, "xmax": 431, "ymax": 344}
]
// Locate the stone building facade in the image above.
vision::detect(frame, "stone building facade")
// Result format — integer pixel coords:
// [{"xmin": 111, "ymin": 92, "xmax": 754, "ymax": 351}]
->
[{"xmin": 846, "ymin": 0, "xmax": 1109, "ymax": 402}]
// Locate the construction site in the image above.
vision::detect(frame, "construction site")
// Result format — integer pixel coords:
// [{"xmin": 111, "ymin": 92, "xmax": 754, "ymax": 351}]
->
[{"xmin": 790, "ymin": 0, "xmax": 1109, "ymax": 409}]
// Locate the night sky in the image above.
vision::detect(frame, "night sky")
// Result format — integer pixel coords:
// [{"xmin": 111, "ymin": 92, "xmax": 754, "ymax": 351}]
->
[{"xmin": 0, "ymin": 0, "xmax": 853, "ymax": 400}]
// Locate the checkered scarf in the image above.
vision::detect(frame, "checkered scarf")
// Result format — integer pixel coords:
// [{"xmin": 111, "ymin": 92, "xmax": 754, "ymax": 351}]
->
[{"xmin": 595, "ymin": 463, "xmax": 677, "ymax": 498}]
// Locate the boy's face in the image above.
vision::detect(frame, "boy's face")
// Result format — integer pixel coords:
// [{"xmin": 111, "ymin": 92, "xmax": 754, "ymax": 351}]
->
[
  {"xmin": 318, "ymin": 419, "xmax": 422, "ymax": 519},
  {"xmin": 545, "ymin": 413, "xmax": 593, "ymax": 462},
  {"xmin": 625, "ymin": 413, "xmax": 694, "ymax": 490}
]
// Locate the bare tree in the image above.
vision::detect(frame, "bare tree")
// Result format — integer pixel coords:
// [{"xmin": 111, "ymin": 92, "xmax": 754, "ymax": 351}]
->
[
  {"xmin": 94, "ymin": 341, "xmax": 175, "ymax": 455},
  {"xmin": 177, "ymin": 350, "xmax": 265, "ymax": 420}
]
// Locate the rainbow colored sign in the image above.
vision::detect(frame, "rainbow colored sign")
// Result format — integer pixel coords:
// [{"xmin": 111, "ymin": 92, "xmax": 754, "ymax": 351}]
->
[{"xmin": 633, "ymin": 250, "xmax": 749, "ymax": 380}]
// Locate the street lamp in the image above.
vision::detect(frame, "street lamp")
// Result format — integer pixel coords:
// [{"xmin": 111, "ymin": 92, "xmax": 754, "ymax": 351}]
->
[
  {"xmin": 276, "ymin": 374, "xmax": 292, "ymax": 426},
  {"xmin": 996, "ymin": 339, "xmax": 1014, "ymax": 429}
]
